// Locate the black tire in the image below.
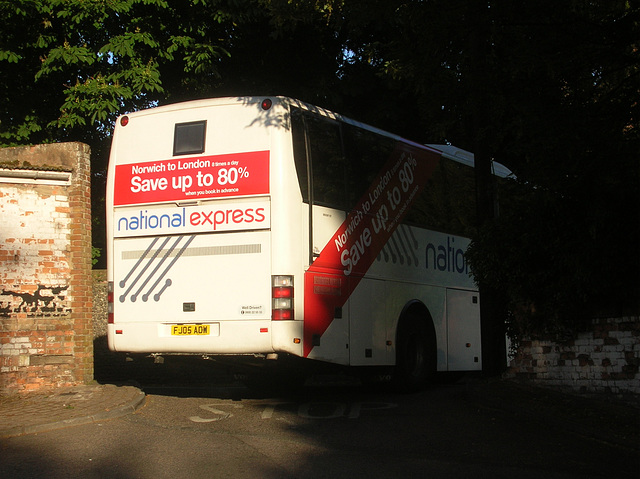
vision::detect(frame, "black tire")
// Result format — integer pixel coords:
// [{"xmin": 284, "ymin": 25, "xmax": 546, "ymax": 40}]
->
[{"xmin": 393, "ymin": 314, "xmax": 436, "ymax": 393}]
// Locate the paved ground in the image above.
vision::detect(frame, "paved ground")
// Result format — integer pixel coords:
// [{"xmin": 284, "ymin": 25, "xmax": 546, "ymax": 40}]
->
[
  {"xmin": 460, "ymin": 377, "xmax": 639, "ymax": 453},
  {"xmin": 0, "ymin": 383, "xmax": 145, "ymax": 438},
  {"xmin": 1, "ymin": 347, "xmax": 638, "ymax": 453},
  {"xmin": 1, "ymin": 370, "xmax": 638, "ymax": 478},
  {"xmin": 1, "ymin": 367, "xmax": 638, "ymax": 455}
]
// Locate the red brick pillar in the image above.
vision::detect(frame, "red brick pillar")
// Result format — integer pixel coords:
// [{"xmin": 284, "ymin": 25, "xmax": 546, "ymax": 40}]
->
[
  {"xmin": 0, "ymin": 143, "xmax": 93, "ymax": 393},
  {"xmin": 68, "ymin": 143, "xmax": 94, "ymax": 385}
]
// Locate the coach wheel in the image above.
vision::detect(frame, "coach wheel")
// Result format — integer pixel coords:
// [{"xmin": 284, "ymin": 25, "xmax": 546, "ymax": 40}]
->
[{"xmin": 393, "ymin": 314, "xmax": 436, "ymax": 392}]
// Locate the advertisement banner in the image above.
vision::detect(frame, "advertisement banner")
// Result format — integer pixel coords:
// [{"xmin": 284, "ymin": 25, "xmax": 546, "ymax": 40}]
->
[
  {"xmin": 303, "ymin": 143, "xmax": 441, "ymax": 357},
  {"xmin": 114, "ymin": 151, "xmax": 270, "ymax": 206}
]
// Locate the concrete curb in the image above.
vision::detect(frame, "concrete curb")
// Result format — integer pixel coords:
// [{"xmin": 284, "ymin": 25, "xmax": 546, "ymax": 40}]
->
[{"xmin": 0, "ymin": 385, "xmax": 146, "ymax": 439}]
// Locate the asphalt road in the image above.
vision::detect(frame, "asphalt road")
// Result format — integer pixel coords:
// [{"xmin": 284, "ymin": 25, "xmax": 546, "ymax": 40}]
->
[{"xmin": 1, "ymin": 353, "xmax": 638, "ymax": 478}]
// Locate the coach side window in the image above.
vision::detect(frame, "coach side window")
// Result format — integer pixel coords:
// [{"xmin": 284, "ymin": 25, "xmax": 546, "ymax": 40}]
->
[
  {"xmin": 342, "ymin": 123, "xmax": 395, "ymax": 207},
  {"xmin": 291, "ymin": 108, "xmax": 310, "ymax": 203},
  {"xmin": 306, "ymin": 115, "xmax": 347, "ymax": 210}
]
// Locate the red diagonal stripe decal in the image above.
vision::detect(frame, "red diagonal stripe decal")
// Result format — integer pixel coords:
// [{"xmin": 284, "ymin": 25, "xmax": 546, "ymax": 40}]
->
[{"xmin": 304, "ymin": 143, "xmax": 441, "ymax": 357}]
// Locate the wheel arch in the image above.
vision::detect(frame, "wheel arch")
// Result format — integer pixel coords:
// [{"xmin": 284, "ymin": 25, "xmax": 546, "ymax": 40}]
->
[
  {"xmin": 393, "ymin": 299, "xmax": 438, "ymax": 390},
  {"xmin": 396, "ymin": 300, "xmax": 437, "ymax": 349}
]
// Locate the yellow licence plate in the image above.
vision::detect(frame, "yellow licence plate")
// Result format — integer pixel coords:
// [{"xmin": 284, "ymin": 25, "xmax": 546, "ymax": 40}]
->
[{"xmin": 171, "ymin": 324, "xmax": 210, "ymax": 336}]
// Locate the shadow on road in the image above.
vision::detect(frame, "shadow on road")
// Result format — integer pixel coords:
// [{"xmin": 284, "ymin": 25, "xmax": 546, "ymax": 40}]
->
[{"xmin": 93, "ymin": 334, "xmax": 640, "ymax": 454}]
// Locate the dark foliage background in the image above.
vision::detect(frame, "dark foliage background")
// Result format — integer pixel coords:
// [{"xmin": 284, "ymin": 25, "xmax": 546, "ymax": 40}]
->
[{"xmin": 1, "ymin": 0, "xmax": 638, "ymax": 340}]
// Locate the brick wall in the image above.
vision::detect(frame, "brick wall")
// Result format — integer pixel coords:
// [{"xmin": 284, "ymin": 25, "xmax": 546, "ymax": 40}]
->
[
  {"xmin": 507, "ymin": 317, "xmax": 640, "ymax": 400},
  {"xmin": 92, "ymin": 269, "xmax": 107, "ymax": 339},
  {"xmin": 0, "ymin": 143, "xmax": 93, "ymax": 393}
]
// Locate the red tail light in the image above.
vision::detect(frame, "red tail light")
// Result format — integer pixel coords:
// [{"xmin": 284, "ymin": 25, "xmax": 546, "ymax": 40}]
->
[
  {"xmin": 272, "ymin": 275, "xmax": 293, "ymax": 320},
  {"xmin": 107, "ymin": 281, "xmax": 114, "ymax": 324}
]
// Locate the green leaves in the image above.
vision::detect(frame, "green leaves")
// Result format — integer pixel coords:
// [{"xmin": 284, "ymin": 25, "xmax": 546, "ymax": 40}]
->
[
  {"xmin": 1, "ymin": 0, "xmax": 234, "ymax": 145},
  {"xmin": 56, "ymin": 75, "xmax": 130, "ymax": 128},
  {"xmin": 0, "ymin": 115, "xmax": 42, "ymax": 145},
  {"xmin": 0, "ymin": 50, "xmax": 21, "ymax": 63},
  {"xmin": 183, "ymin": 42, "xmax": 230, "ymax": 75},
  {"xmin": 101, "ymin": 31, "xmax": 160, "ymax": 59},
  {"xmin": 36, "ymin": 43, "xmax": 96, "ymax": 79}
]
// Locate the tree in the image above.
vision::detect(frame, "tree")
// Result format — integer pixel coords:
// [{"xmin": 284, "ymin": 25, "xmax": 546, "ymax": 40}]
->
[
  {"xmin": 455, "ymin": 1, "xmax": 639, "ymax": 339},
  {"xmin": 0, "ymin": 0, "xmax": 240, "ymax": 148},
  {"xmin": 2, "ymin": 0, "xmax": 637, "ymax": 339},
  {"xmin": 309, "ymin": 0, "xmax": 639, "ymax": 342},
  {"xmin": 0, "ymin": 0, "xmax": 247, "ymax": 265}
]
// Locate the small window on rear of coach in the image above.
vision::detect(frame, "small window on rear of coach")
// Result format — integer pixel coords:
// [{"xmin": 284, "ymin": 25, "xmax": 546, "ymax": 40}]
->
[{"xmin": 173, "ymin": 120, "xmax": 207, "ymax": 156}]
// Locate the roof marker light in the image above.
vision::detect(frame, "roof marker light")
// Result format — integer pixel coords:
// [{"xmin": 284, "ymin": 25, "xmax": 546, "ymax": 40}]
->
[
  {"xmin": 120, "ymin": 116, "xmax": 129, "ymax": 127},
  {"xmin": 261, "ymin": 99, "xmax": 273, "ymax": 110}
]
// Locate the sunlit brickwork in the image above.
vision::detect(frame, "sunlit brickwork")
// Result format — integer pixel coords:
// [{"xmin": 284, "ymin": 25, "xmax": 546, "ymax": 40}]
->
[{"xmin": 0, "ymin": 143, "xmax": 93, "ymax": 393}]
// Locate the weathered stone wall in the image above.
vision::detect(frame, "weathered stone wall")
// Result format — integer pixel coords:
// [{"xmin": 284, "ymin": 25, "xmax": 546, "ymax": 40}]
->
[
  {"xmin": 92, "ymin": 270, "xmax": 107, "ymax": 339},
  {"xmin": 0, "ymin": 143, "xmax": 93, "ymax": 393},
  {"xmin": 507, "ymin": 317, "xmax": 640, "ymax": 400}
]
